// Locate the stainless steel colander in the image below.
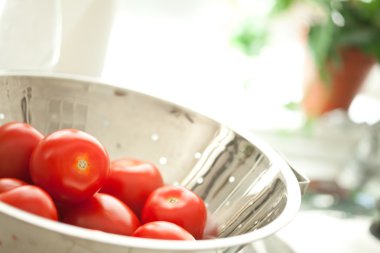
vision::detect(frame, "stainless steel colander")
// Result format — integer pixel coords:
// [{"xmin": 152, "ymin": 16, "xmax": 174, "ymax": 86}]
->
[{"xmin": 0, "ymin": 73, "xmax": 308, "ymax": 253}]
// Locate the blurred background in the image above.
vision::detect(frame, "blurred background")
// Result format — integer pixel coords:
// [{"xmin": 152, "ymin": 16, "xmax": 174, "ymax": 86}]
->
[{"xmin": 1, "ymin": 0, "xmax": 380, "ymax": 252}]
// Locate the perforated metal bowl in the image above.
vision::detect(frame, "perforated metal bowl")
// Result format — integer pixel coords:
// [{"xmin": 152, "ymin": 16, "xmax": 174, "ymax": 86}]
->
[{"xmin": 0, "ymin": 73, "xmax": 308, "ymax": 253}]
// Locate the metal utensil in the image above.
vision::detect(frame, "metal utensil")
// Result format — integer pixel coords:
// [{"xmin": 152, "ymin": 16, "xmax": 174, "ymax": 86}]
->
[{"xmin": 0, "ymin": 73, "xmax": 308, "ymax": 253}]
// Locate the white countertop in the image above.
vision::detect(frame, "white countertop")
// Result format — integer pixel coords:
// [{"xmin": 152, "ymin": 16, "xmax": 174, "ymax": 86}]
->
[{"xmin": 277, "ymin": 210, "xmax": 380, "ymax": 253}]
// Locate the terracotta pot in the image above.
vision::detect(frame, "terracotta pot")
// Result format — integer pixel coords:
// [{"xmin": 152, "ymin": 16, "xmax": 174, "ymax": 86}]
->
[{"xmin": 302, "ymin": 47, "xmax": 376, "ymax": 118}]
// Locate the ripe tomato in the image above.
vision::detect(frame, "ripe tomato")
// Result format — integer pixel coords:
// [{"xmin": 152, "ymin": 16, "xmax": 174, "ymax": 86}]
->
[
  {"xmin": 29, "ymin": 129, "xmax": 109, "ymax": 203},
  {"xmin": 133, "ymin": 221, "xmax": 195, "ymax": 240},
  {"xmin": 101, "ymin": 157, "xmax": 164, "ymax": 217},
  {"xmin": 62, "ymin": 193, "xmax": 140, "ymax": 236},
  {"xmin": 0, "ymin": 122, "xmax": 43, "ymax": 182},
  {"xmin": 0, "ymin": 178, "xmax": 27, "ymax": 194},
  {"xmin": 141, "ymin": 185, "xmax": 207, "ymax": 239},
  {"xmin": 0, "ymin": 185, "xmax": 58, "ymax": 220}
]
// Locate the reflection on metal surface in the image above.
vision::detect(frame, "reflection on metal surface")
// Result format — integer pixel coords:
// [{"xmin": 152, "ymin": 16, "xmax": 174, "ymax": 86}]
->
[
  {"xmin": 21, "ymin": 86, "xmax": 32, "ymax": 124},
  {"xmin": 0, "ymin": 74, "xmax": 306, "ymax": 253},
  {"xmin": 218, "ymin": 179, "xmax": 286, "ymax": 238}
]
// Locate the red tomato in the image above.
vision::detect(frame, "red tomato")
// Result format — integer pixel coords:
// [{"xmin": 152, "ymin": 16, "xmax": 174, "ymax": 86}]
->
[
  {"xmin": 141, "ymin": 185, "xmax": 207, "ymax": 239},
  {"xmin": 101, "ymin": 157, "xmax": 164, "ymax": 217},
  {"xmin": 133, "ymin": 221, "xmax": 195, "ymax": 240},
  {"xmin": 0, "ymin": 122, "xmax": 43, "ymax": 182},
  {"xmin": 62, "ymin": 193, "xmax": 140, "ymax": 236},
  {"xmin": 29, "ymin": 129, "xmax": 109, "ymax": 203},
  {"xmin": 0, "ymin": 178, "xmax": 27, "ymax": 194},
  {"xmin": 0, "ymin": 185, "xmax": 58, "ymax": 220}
]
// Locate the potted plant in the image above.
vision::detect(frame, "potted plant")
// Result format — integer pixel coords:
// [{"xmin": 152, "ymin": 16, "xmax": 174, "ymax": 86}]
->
[
  {"xmin": 303, "ymin": 0, "xmax": 380, "ymax": 118},
  {"xmin": 233, "ymin": 0, "xmax": 380, "ymax": 118}
]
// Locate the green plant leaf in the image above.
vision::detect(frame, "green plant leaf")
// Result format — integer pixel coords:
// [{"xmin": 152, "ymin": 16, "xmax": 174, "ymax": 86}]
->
[
  {"xmin": 307, "ymin": 19, "xmax": 336, "ymax": 83},
  {"xmin": 284, "ymin": 101, "xmax": 300, "ymax": 111},
  {"xmin": 270, "ymin": 0, "xmax": 296, "ymax": 16},
  {"xmin": 232, "ymin": 22, "xmax": 268, "ymax": 56}
]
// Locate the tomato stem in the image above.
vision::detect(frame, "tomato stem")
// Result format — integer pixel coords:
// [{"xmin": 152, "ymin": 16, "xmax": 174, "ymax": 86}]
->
[
  {"xmin": 167, "ymin": 197, "xmax": 178, "ymax": 204},
  {"xmin": 77, "ymin": 159, "xmax": 88, "ymax": 171}
]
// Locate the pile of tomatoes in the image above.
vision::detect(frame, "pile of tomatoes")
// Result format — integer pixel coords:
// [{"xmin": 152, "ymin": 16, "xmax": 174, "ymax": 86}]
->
[{"xmin": 0, "ymin": 122, "xmax": 215, "ymax": 241}]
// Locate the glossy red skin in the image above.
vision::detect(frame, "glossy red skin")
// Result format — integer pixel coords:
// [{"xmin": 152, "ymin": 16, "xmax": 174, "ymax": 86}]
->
[
  {"xmin": 141, "ymin": 185, "xmax": 207, "ymax": 239},
  {"xmin": 133, "ymin": 221, "xmax": 195, "ymax": 240},
  {"xmin": 62, "ymin": 193, "xmax": 140, "ymax": 236},
  {"xmin": 101, "ymin": 157, "xmax": 164, "ymax": 217},
  {"xmin": 0, "ymin": 185, "xmax": 58, "ymax": 220},
  {"xmin": 0, "ymin": 122, "xmax": 43, "ymax": 182},
  {"xmin": 29, "ymin": 129, "xmax": 110, "ymax": 204},
  {"xmin": 0, "ymin": 178, "xmax": 27, "ymax": 194}
]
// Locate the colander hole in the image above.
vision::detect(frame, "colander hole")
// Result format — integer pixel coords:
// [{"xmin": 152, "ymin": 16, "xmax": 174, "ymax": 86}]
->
[
  {"xmin": 237, "ymin": 224, "xmax": 243, "ymax": 229},
  {"xmin": 225, "ymin": 201, "xmax": 230, "ymax": 206},
  {"xmin": 102, "ymin": 120, "xmax": 110, "ymax": 127},
  {"xmin": 228, "ymin": 176, "xmax": 236, "ymax": 183},
  {"xmin": 0, "ymin": 113, "xmax": 4, "ymax": 120},
  {"xmin": 151, "ymin": 133, "xmax": 159, "ymax": 142},
  {"xmin": 196, "ymin": 178, "xmax": 204, "ymax": 184},
  {"xmin": 194, "ymin": 152, "xmax": 202, "ymax": 159},
  {"xmin": 173, "ymin": 181, "xmax": 180, "ymax": 186},
  {"xmin": 159, "ymin": 157, "xmax": 167, "ymax": 165},
  {"xmin": 51, "ymin": 113, "xmax": 58, "ymax": 120}
]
